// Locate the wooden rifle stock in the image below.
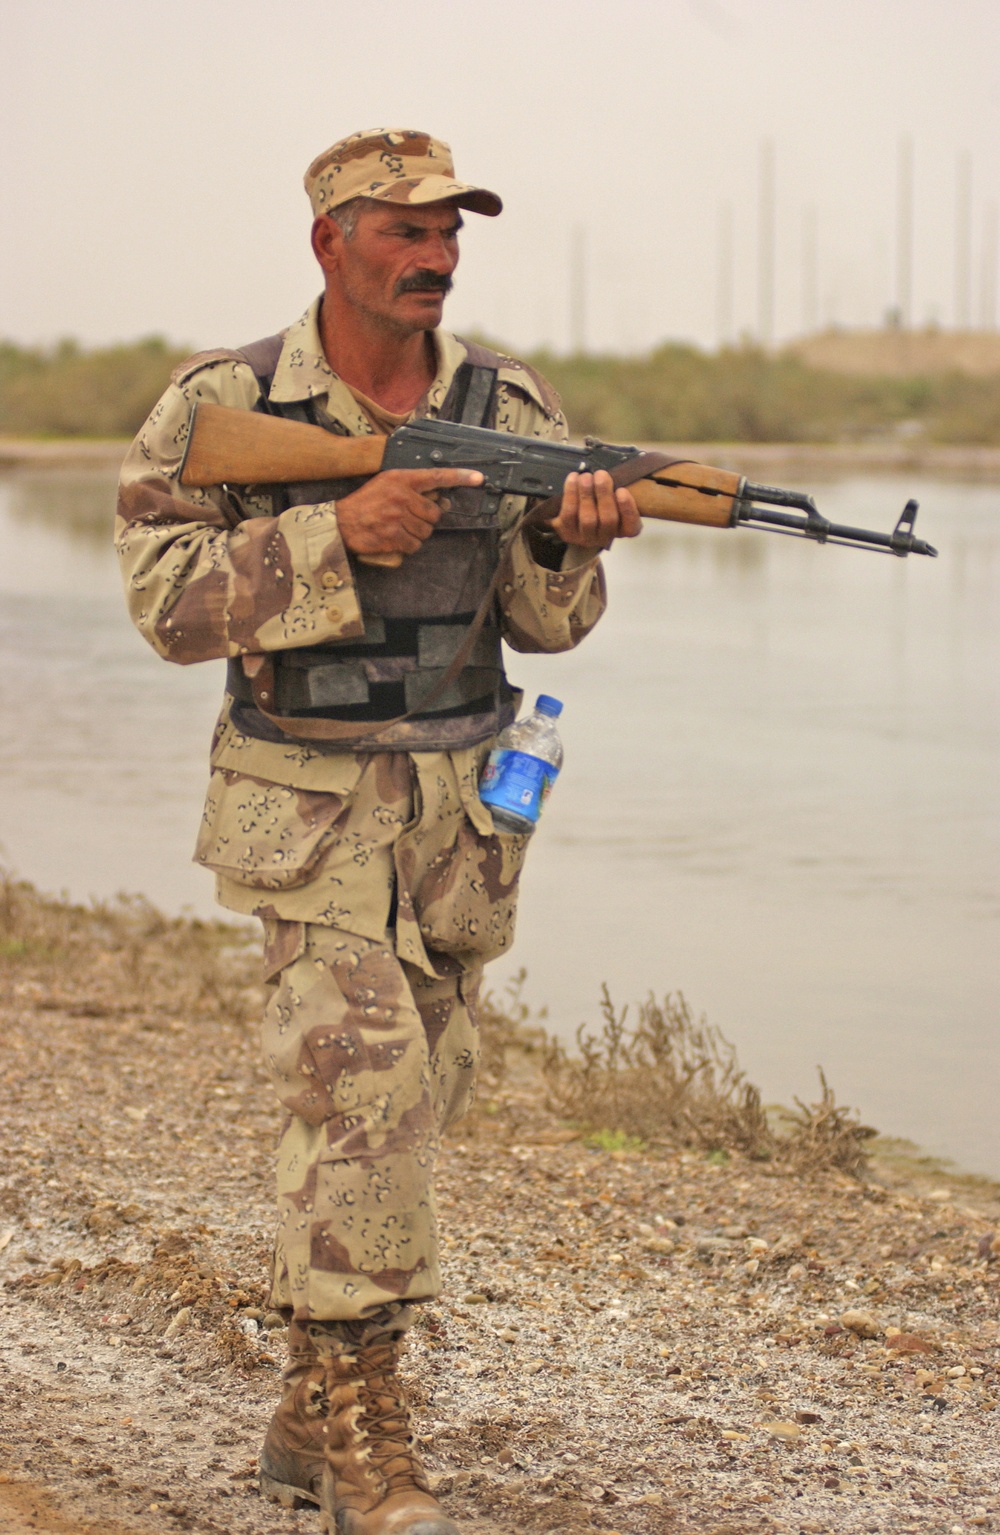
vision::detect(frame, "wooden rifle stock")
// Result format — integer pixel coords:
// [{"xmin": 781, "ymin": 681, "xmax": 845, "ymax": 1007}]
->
[
  {"xmin": 180, "ymin": 402, "xmax": 739, "ymax": 569},
  {"xmin": 182, "ymin": 402, "xmax": 388, "ymax": 485}
]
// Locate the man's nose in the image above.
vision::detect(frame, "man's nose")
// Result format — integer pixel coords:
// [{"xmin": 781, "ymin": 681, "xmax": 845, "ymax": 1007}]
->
[{"xmin": 420, "ymin": 233, "xmax": 458, "ymax": 272}]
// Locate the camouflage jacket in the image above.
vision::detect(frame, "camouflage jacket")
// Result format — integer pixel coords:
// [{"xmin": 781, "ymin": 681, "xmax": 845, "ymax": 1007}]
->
[{"xmin": 117, "ymin": 299, "xmax": 607, "ymax": 976}]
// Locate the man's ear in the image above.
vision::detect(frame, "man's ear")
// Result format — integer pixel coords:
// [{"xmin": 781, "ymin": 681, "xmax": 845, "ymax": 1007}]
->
[{"xmin": 311, "ymin": 216, "xmax": 342, "ymax": 276}]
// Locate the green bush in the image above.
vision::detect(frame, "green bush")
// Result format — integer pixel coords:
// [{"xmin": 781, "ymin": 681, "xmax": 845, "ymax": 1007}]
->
[
  {"xmin": 0, "ymin": 337, "xmax": 188, "ymax": 438},
  {"xmin": 4, "ymin": 331, "xmax": 1000, "ymax": 444},
  {"xmin": 530, "ymin": 342, "xmax": 1000, "ymax": 445}
]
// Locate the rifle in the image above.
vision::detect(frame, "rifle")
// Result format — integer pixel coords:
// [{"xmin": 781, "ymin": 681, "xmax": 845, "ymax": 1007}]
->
[{"xmin": 180, "ymin": 403, "xmax": 938, "ymax": 567}]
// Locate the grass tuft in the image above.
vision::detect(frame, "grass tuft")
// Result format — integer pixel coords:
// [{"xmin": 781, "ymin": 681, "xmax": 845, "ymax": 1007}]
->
[{"xmin": 536, "ymin": 983, "xmax": 877, "ymax": 1178}]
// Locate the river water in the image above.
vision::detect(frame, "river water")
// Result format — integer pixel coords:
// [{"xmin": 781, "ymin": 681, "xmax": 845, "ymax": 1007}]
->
[{"xmin": 1, "ymin": 466, "xmax": 997, "ymax": 1175}]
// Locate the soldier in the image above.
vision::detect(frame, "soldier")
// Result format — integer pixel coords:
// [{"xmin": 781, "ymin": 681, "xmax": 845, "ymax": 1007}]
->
[{"xmin": 117, "ymin": 128, "xmax": 640, "ymax": 1535}]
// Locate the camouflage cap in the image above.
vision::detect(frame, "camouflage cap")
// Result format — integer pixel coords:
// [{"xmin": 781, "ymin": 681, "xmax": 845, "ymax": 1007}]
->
[{"xmin": 304, "ymin": 128, "xmax": 502, "ymax": 219}]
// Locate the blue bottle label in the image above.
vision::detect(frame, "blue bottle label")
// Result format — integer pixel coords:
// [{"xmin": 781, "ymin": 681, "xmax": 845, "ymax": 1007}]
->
[{"xmin": 479, "ymin": 749, "xmax": 559, "ymax": 825}]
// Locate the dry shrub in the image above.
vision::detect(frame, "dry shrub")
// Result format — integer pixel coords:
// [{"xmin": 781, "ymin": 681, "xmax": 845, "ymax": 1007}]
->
[
  {"xmin": 0, "ymin": 869, "xmax": 261, "ymax": 1025},
  {"xmin": 475, "ymin": 968, "xmax": 547, "ymax": 1095},
  {"xmin": 542, "ymin": 984, "xmax": 878, "ymax": 1178},
  {"xmin": 776, "ymin": 1069, "xmax": 879, "ymax": 1179}
]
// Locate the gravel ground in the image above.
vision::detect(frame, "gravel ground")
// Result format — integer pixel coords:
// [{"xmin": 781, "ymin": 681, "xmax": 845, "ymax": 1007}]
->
[{"xmin": 1, "ymin": 896, "xmax": 998, "ymax": 1535}]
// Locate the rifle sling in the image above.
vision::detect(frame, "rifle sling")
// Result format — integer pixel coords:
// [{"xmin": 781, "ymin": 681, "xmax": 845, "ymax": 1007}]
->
[{"xmin": 242, "ymin": 449, "xmax": 685, "ymax": 744}]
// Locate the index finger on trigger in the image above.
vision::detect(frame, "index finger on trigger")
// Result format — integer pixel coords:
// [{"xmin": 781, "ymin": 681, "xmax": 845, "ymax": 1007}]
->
[{"xmin": 403, "ymin": 467, "xmax": 485, "ymax": 491}]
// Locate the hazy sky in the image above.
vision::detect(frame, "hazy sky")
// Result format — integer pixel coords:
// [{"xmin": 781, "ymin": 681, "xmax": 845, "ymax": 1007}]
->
[{"xmin": 2, "ymin": 0, "xmax": 999, "ymax": 355}]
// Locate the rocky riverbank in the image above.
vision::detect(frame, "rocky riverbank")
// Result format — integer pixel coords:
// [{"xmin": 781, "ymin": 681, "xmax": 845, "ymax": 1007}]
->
[{"xmin": 1, "ymin": 879, "xmax": 997, "ymax": 1535}]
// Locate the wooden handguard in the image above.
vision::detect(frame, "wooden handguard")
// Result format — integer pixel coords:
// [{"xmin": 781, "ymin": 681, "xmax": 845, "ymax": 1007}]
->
[{"xmin": 630, "ymin": 463, "xmax": 741, "ymax": 527}]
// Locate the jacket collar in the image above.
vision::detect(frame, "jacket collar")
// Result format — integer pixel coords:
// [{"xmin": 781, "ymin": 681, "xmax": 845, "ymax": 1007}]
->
[{"xmin": 267, "ymin": 297, "xmax": 468, "ymax": 429}]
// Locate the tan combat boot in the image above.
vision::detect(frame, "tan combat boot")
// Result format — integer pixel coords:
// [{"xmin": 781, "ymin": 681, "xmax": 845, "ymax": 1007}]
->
[
  {"xmin": 259, "ymin": 1310, "xmax": 327, "ymax": 1509},
  {"xmin": 260, "ymin": 1307, "xmax": 460, "ymax": 1535}
]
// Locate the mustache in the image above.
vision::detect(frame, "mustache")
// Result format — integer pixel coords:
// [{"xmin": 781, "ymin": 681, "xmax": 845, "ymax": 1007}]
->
[{"xmin": 394, "ymin": 271, "xmax": 453, "ymax": 297}]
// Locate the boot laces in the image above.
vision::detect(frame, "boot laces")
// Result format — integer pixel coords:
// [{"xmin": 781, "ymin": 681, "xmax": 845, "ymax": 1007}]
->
[{"xmin": 351, "ymin": 1344, "xmax": 427, "ymax": 1495}]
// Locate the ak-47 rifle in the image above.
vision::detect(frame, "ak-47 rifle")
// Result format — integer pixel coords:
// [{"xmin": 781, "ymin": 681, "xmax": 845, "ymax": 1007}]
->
[{"xmin": 180, "ymin": 403, "xmax": 938, "ymax": 568}]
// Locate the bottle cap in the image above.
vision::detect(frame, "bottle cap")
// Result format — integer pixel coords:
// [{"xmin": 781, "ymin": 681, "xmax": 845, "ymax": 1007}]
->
[{"xmin": 535, "ymin": 694, "xmax": 563, "ymax": 717}]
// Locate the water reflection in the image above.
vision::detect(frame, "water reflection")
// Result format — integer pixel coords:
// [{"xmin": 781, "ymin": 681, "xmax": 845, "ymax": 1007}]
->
[{"xmin": 5, "ymin": 467, "xmax": 119, "ymax": 545}]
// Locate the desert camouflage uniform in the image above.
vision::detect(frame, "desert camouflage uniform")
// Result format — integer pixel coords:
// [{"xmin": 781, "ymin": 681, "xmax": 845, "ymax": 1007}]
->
[{"xmin": 117, "ymin": 298, "xmax": 606, "ymax": 1319}]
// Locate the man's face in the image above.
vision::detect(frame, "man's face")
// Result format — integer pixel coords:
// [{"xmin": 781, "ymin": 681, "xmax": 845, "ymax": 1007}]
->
[{"xmin": 318, "ymin": 202, "xmax": 463, "ymax": 334}]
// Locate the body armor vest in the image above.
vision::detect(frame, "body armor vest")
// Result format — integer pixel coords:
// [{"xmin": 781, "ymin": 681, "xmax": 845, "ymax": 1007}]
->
[{"xmin": 225, "ymin": 334, "xmax": 517, "ymax": 752}]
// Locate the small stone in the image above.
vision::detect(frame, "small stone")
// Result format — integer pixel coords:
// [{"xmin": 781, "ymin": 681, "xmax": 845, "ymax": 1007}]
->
[
  {"xmin": 523, "ymin": 1359, "xmax": 545, "ymax": 1374},
  {"xmin": 787, "ymin": 1263, "xmax": 807, "ymax": 1281},
  {"xmin": 720, "ymin": 1225, "xmax": 749, "ymax": 1239},
  {"xmin": 840, "ymin": 1309, "xmax": 880, "ymax": 1338},
  {"xmin": 463, "ymin": 1293, "xmax": 489, "ymax": 1304},
  {"xmin": 163, "ymin": 1306, "xmax": 192, "ymax": 1338},
  {"xmin": 887, "ymin": 1331, "xmax": 937, "ymax": 1354},
  {"xmin": 746, "ymin": 1237, "xmax": 769, "ymax": 1254},
  {"xmin": 720, "ymin": 1429, "xmax": 750, "ymax": 1440},
  {"xmin": 262, "ymin": 1311, "xmax": 286, "ymax": 1330},
  {"xmin": 763, "ymin": 1420, "xmax": 802, "ymax": 1441},
  {"xmin": 946, "ymin": 1365, "xmax": 966, "ymax": 1377},
  {"xmin": 795, "ymin": 1411, "xmax": 822, "ymax": 1424},
  {"xmin": 744, "ymin": 1258, "xmax": 760, "ymax": 1275}
]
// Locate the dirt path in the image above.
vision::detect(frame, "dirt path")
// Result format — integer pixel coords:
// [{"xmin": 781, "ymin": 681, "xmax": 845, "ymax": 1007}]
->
[{"xmin": 1, "ymin": 884, "xmax": 998, "ymax": 1535}]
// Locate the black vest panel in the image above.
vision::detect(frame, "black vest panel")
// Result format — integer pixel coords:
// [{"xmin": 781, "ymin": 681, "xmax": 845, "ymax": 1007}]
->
[{"xmin": 225, "ymin": 336, "xmax": 517, "ymax": 752}]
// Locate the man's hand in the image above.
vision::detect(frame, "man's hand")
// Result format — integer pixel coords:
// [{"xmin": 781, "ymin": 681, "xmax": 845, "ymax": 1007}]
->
[
  {"xmin": 548, "ymin": 470, "xmax": 642, "ymax": 549},
  {"xmin": 336, "ymin": 468, "xmax": 484, "ymax": 557}
]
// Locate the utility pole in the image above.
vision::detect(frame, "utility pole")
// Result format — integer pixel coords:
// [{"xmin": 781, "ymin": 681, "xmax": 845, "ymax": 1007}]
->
[
  {"xmin": 570, "ymin": 226, "xmax": 587, "ymax": 355},
  {"xmin": 801, "ymin": 206, "xmax": 818, "ymax": 334},
  {"xmin": 895, "ymin": 135, "xmax": 914, "ymax": 329},
  {"xmin": 716, "ymin": 203, "xmax": 734, "ymax": 346},
  {"xmin": 981, "ymin": 201, "xmax": 998, "ymax": 331},
  {"xmin": 955, "ymin": 152, "xmax": 972, "ymax": 330},
  {"xmin": 757, "ymin": 138, "xmax": 775, "ymax": 346}
]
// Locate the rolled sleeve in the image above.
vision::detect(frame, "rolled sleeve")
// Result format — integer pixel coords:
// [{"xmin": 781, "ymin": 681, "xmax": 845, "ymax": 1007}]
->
[{"xmin": 499, "ymin": 527, "xmax": 606, "ymax": 654}]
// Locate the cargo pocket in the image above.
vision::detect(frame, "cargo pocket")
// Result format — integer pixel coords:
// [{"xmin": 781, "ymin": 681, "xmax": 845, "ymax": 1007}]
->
[
  {"xmin": 411, "ymin": 815, "xmax": 530, "ymax": 962},
  {"xmin": 194, "ymin": 767, "xmax": 350, "ymax": 891}
]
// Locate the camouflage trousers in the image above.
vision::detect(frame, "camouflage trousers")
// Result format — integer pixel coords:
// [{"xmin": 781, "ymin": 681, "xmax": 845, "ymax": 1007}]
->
[{"xmin": 261, "ymin": 923, "xmax": 481, "ymax": 1321}]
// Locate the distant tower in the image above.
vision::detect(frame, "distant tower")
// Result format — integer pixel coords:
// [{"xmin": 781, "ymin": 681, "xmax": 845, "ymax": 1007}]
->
[
  {"xmin": 955, "ymin": 153, "xmax": 972, "ymax": 330},
  {"xmin": 716, "ymin": 203, "xmax": 734, "ymax": 346},
  {"xmin": 570, "ymin": 226, "xmax": 587, "ymax": 354},
  {"xmin": 896, "ymin": 135, "xmax": 914, "ymax": 329},
  {"xmin": 757, "ymin": 139, "xmax": 775, "ymax": 345},
  {"xmin": 801, "ymin": 206, "xmax": 818, "ymax": 334},
  {"xmin": 981, "ymin": 202, "xmax": 998, "ymax": 331}
]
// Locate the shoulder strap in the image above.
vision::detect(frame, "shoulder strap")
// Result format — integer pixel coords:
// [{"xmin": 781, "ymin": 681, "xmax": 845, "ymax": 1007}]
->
[
  {"xmin": 235, "ymin": 331, "xmax": 287, "ymax": 408},
  {"xmin": 442, "ymin": 338, "xmax": 502, "ymax": 429}
]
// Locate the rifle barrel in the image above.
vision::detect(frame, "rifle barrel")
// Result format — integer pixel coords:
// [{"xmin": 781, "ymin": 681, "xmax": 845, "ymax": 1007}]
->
[{"xmin": 737, "ymin": 502, "xmax": 938, "ymax": 557}]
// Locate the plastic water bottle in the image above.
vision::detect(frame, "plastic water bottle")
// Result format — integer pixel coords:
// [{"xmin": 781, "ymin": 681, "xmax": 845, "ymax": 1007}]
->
[{"xmin": 478, "ymin": 694, "xmax": 564, "ymax": 835}]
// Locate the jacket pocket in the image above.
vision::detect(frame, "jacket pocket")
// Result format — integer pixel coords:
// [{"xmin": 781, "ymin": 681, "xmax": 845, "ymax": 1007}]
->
[
  {"xmin": 194, "ymin": 767, "xmax": 349, "ymax": 891},
  {"xmin": 410, "ymin": 813, "xmax": 531, "ymax": 961}
]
